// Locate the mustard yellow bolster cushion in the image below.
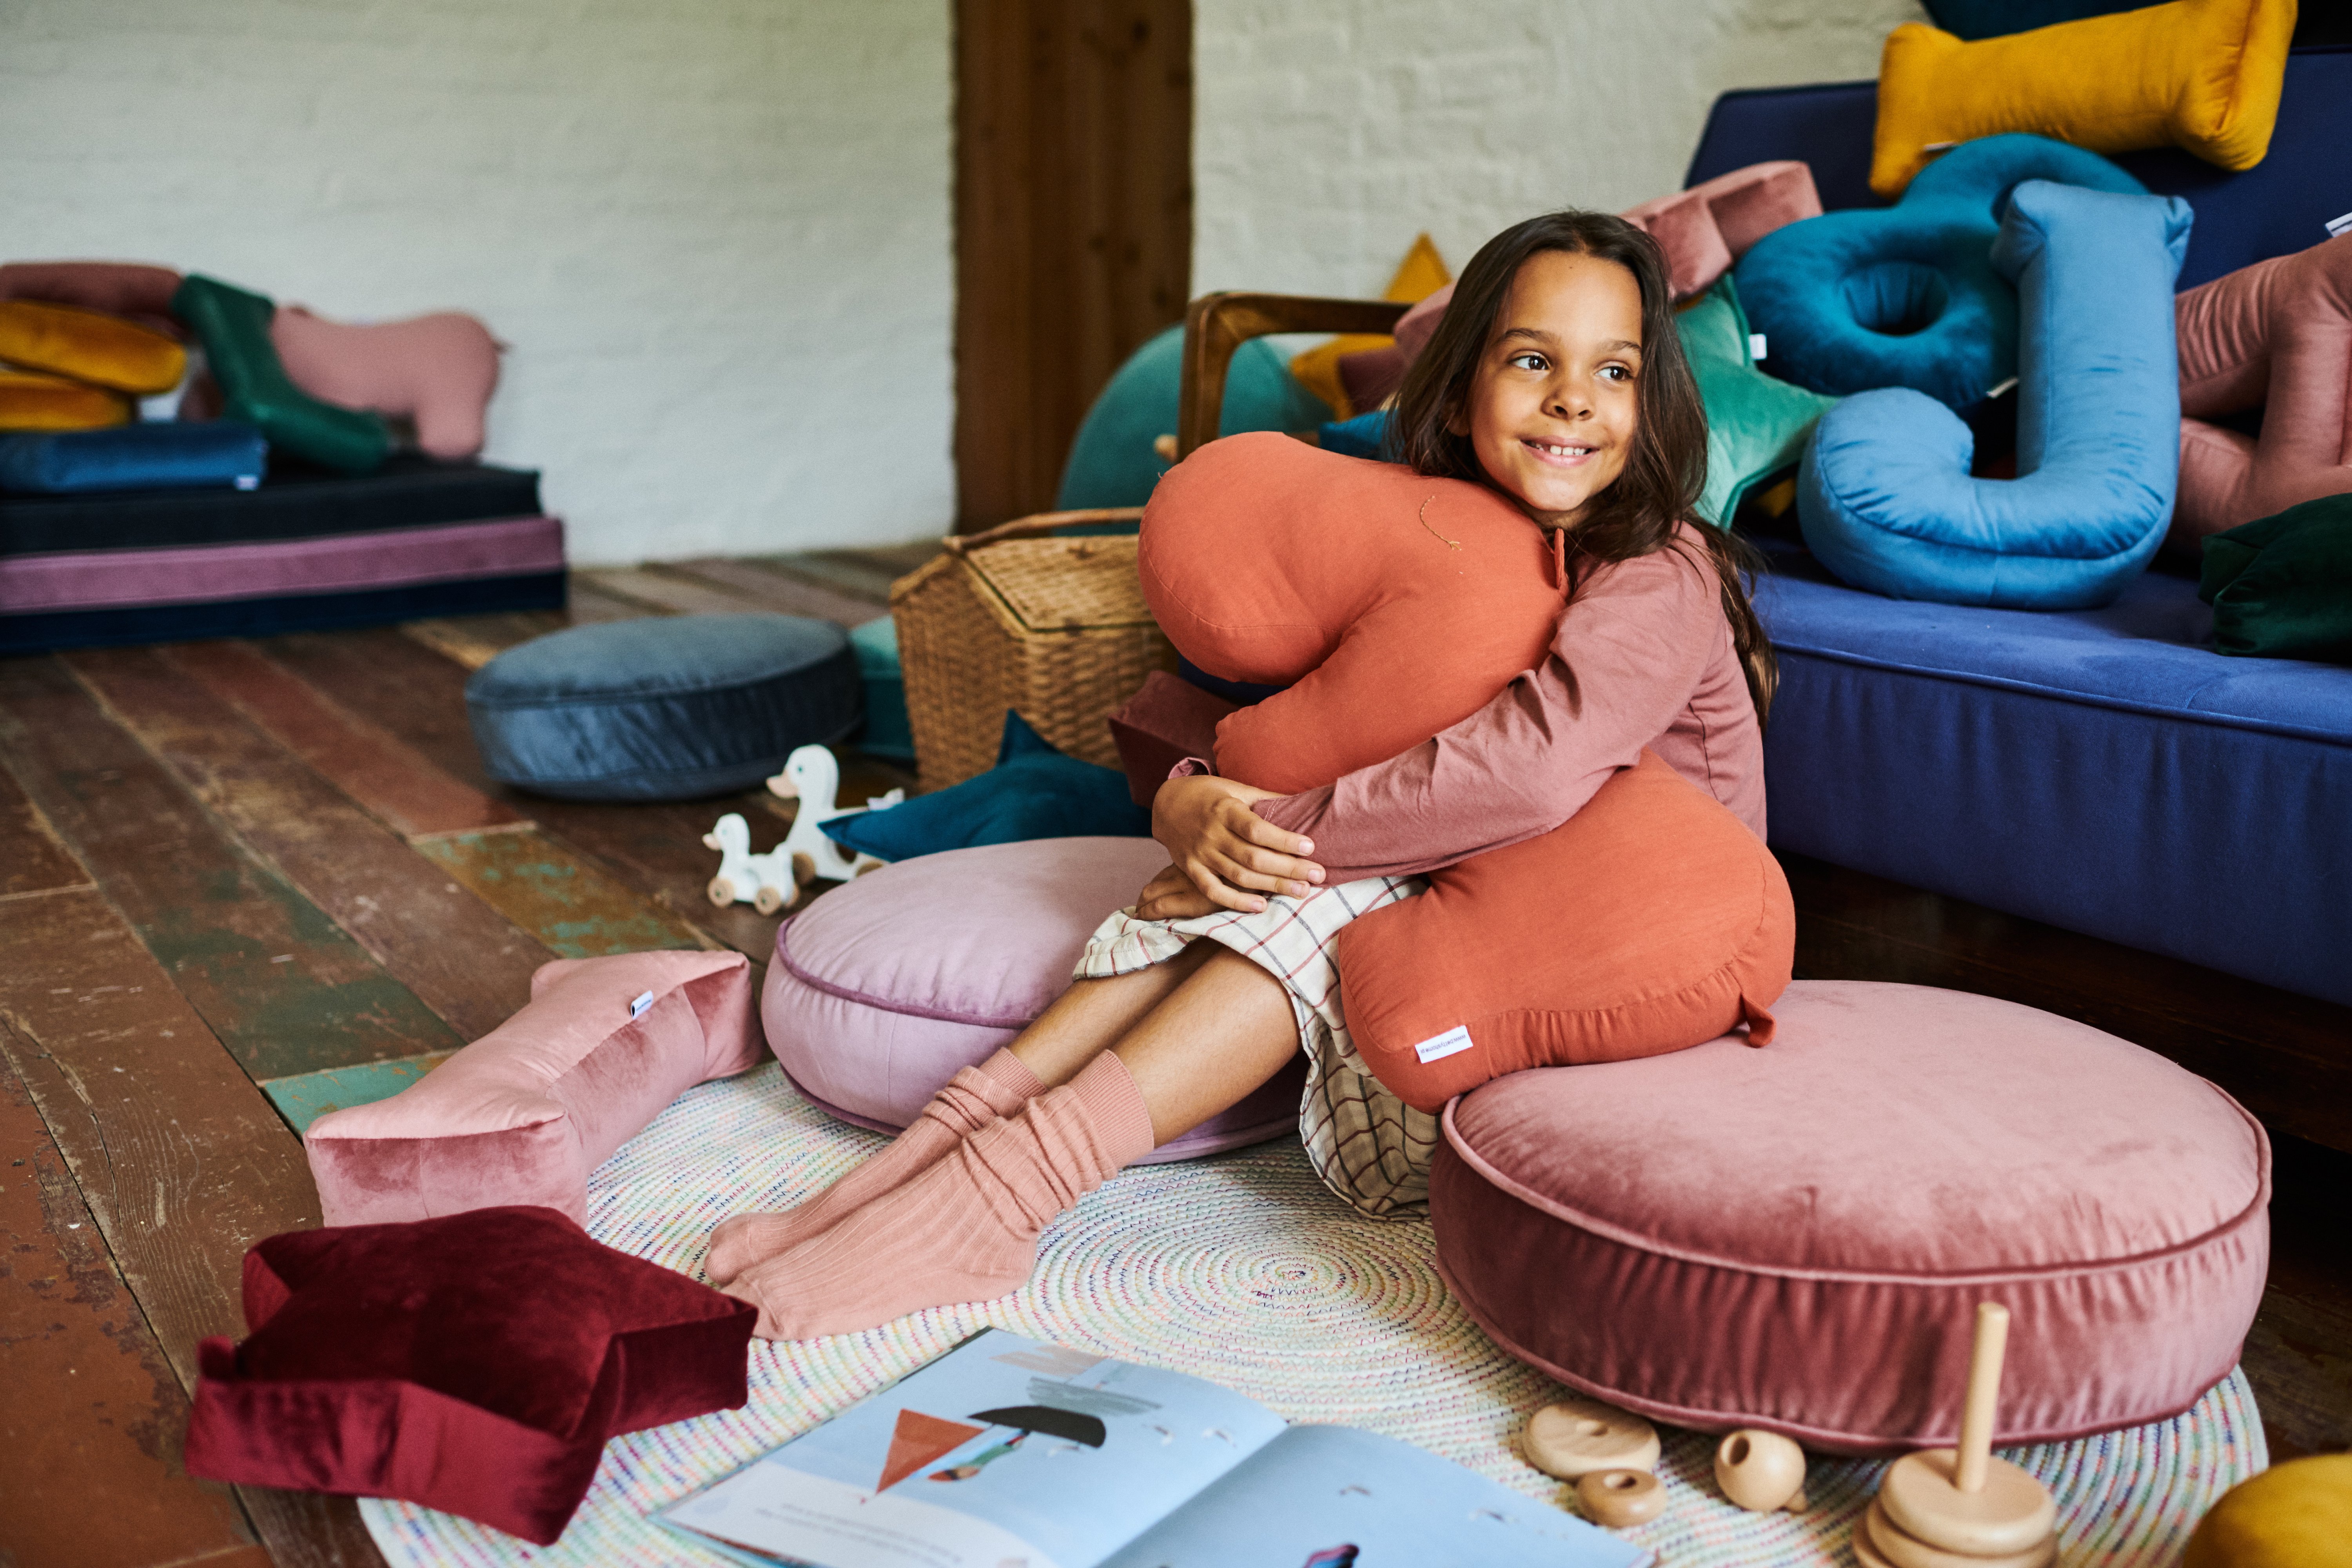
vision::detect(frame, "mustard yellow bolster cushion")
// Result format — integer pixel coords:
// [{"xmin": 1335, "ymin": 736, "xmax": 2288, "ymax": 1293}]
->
[
  {"xmin": 0, "ymin": 370, "xmax": 133, "ymax": 431},
  {"xmin": 0, "ymin": 299, "xmax": 187, "ymax": 396},
  {"xmin": 1871, "ymin": 0, "xmax": 2296, "ymax": 198}
]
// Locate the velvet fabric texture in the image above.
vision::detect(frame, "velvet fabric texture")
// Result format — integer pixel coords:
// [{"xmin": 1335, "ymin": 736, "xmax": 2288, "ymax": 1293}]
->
[
  {"xmin": 1432, "ymin": 981, "xmax": 2270, "ymax": 1455},
  {"xmin": 271, "ymin": 304, "xmax": 502, "ymax": 461},
  {"xmin": 1054, "ymin": 321, "xmax": 1334, "ymax": 510},
  {"xmin": 2173, "ymin": 235, "xmax": 2352, "ymax": 547},
  {"xmin": 1619, "ymin": 160, "xmax": 1824, "ymax": 301},
  {"xmin": 1679, "ymin": 276, "xmax": 1839, "ymax": 525},
  {"xmin": 1871, "ymin": 0, "xmax": 2296, "ymax": 198},
  {"xmin": 0, "ymin": 299, "xmax": 187, "ymax": 395},
  {"xmin": 0, "ymin": 260, "xmax": 183, "ymax": 332},
  {"xmin": 762, "ymin": 835, "xmax": 1306, "ymax": 1161},
  {"xmin": 182, "ymin": 1207, "xmax": 756, "ymax": 1544},
  {"xmin": 849, "ymin": 615, "xmax": 915, "ymax": 762},
  {"xmin": 822, "ymin": 710, "xmax": 1151, "ymax": 861},
  {"xmin": 1339, "ymin": 750, "xmax": 1792, "ymax": 1112},
  {"xmin": 0, "ymin": 369, "xmax": 131, "ymax": 432},
  {"xmin": 2200, "ymin": 495, "xmax": 2352, "ymax": 662},
  {"xmin": 0, "ymin": 421, "xmax": 264, "ymax": 495},
  {"xmin": 1922, "ymin": 0, "xmax": 2160, "ymax": 37},
  {"xmin": 305, "ymin": 951, "xmax": 765, "ymax": 1226},
  {"xmin": 466, "ymin": 613, "xmax": 862, "ymax": 801},
  {"xmin": 171, "ymin": 274, "xmax": 392, "ymax": 475},
  {"xmin": 1797, "ymin": 181, "xmax": 2189, "ymax": 608},
  {"xmin": 1734, "ymin": 135, "xmax": 2145, "ymax": 410}
]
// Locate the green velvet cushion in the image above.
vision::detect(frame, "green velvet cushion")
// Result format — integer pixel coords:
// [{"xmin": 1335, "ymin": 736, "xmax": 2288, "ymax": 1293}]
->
[
  {"xmin": 2199, "ymin": 494, "xmax": 2352, "ymax": 662},
  {"xmin": 1679, "ymin": 274, "xmax": 1839, "ymax": 526},
  {"xmin": 1055, "ymin": 323, "xmax": 1334, "ymax": 511},
  {"xmin": 171, "ymin": 275, "xmax": 391, "ymax": 475}
]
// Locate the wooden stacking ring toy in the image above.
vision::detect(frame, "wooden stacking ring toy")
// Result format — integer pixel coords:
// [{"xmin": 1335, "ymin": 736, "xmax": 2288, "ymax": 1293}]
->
[
  {"xmin": 1866, "ymin": 1304, "xmax": 2061, "ymax": 1567},
  {"xmin": 1715, "ymin": 1427, "xmax": 1809, "ymax": 1511},
  {"xmin": 1523, "ymin": 1395, "xmax": 1661, "ymax": 1480},
  {"xmin": 1577, "ymin": 1468, "xmax": 1666, "ymax": 1529}
]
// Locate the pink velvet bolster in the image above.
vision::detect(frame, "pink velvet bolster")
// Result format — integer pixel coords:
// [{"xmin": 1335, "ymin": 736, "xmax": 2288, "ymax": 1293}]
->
[
  {"xmin": 0, "ymin": 515, "xmax": 563, "ymax": 613},
  {"xmin": 304, "ymin": 950, "xmax": 765, "ymax": 1226}
]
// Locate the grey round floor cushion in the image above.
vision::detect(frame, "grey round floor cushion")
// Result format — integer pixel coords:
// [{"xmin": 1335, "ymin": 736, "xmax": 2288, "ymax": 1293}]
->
[{"xmin": 466, "ymin": 614, "xmax": 862, "ymax": 800}]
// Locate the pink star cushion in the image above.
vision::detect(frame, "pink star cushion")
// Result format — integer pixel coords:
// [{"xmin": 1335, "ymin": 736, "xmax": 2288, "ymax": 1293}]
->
[
  {"xmin": 2172, "ymin": 235, "xmax": 2352, "ymax": 548},
  {"xmin": 306, "ymin": 950, "xmax": 765, "ymax": 1227},
  {"xmin": 183, "ymin": 1207, "xmax": 755, "ymax": 1544}
]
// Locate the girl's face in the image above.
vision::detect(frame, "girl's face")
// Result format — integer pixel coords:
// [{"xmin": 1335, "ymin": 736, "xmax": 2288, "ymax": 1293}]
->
[{"xmin": 1451, "ymin": 249, "xmax": 1644, "ymax": 530}]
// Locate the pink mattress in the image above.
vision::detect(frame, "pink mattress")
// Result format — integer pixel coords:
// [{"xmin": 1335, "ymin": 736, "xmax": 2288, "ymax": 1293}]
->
[{"xmin": 0, "ymin": 515, "xmax": 564, "ymax": 613}]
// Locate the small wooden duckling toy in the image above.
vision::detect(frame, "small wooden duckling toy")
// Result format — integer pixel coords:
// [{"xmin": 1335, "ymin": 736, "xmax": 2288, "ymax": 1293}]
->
[
  {"xmin": 1855, "ymin": 1303, "xmax": 2059, "ymax": 1568},
  {"xmin": 1716, "ymin": 1428, "xmax": 1809, "ymax": 1512}
]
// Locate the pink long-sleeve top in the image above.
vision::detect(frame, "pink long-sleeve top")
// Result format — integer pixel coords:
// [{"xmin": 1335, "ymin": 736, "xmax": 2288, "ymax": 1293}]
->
[{"xmin": 1246, "ymin": 523, "xmax": 1766, "ymax": 882}]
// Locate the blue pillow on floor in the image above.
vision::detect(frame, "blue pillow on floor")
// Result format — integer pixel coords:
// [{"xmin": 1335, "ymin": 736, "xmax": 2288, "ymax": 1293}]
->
[
  {"xmin": 1796, "ymin": 180, "xmax": 2190, "ymax": 609},
  {"xmin": 823, "ymin": 710, "xmax": 1152, "ymax": 862}
]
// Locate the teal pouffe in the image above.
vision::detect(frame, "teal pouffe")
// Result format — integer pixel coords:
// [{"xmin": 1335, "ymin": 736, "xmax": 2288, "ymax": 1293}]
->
[
  {"xmin": 466, "ymin": 613, "xmax": 862, "ymax": 801},
  {"xmin": 848, "ymin": 615, "xmax": 914, "ymax": 761}
]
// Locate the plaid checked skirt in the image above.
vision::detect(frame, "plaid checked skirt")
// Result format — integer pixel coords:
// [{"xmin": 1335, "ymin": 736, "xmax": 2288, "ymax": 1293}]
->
[{"xmin": 1074, "ymin": 875, "xmax": 1438, "ymax": 1220}]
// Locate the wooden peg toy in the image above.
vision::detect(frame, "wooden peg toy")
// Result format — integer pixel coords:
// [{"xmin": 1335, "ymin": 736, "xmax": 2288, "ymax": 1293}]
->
[
  {"xmin": 1714, "ymin": 1428, "xmax": 1808, "ymax": 1512},
  {"xmin": 1523, "ymin": 1396, "xmax": 1661, "ymax": 1480},
  {"xmin": 1577, "ymin": 1468, "xmax": 1666, "ymax": 1529},
  {"xmin": 1867, "ymin": 1303, "xmax": 2059, "ymax": 1566}
]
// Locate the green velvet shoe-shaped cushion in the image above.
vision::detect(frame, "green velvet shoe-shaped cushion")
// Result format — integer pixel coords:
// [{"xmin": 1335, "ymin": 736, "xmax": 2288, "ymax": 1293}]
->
[
  {"xmin": 2200, "ymin": 493, "xmax": 2352, "ymax": 662},
  {"xmin": 171, "ymin": 274, "xmax": 390, "ymax": 475}
]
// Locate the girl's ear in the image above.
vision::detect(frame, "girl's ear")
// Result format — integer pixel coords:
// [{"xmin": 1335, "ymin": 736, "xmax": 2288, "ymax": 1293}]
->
[{"xmin": 1444, "ymin": 393, "xmax": 1471, "ymax": 439}]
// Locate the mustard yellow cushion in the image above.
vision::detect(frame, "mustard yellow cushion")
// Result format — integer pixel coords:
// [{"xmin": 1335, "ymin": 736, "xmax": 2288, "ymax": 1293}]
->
[
  {"xmin": 0, "ymin": 299, "xmax": 187, "ymax": 396},
  {"xmin": 0, "ymin": 370, "xmax": 134, "ymax": 432},
  {"xmin": 1289, "ymin": 232, "xmax": 1450, "ymax": 418},
  {"xmin": 1871, "ymin": 0, "xmax": 2296, "ymax": 198},
  {"xmin": 2185, "ymin": 1454, "xmax": 2352, "ymax": 1568}
]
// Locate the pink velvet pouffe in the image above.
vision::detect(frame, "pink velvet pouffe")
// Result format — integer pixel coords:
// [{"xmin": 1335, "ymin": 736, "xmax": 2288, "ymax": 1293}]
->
[
  {"xmin": 763, "ymin": 837, "xmax": 1307, "ymax": 1163},
  {"xmin": 1432, "ymin": 981, "xmax": 2269, "ymax": 1456}
]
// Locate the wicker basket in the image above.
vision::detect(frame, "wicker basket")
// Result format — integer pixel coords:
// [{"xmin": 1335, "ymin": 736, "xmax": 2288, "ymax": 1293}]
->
[{"xmin": 891, "ymin": 508, "xmax": 1172, "ymax": 791}]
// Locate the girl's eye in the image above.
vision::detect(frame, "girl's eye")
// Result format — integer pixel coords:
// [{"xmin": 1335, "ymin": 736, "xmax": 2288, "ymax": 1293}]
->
[
  {"xmin": 1508, "ymin": 352, "xmax": 1548, "ymax": 372},
  {"xmin": 1599, "ymin": 364, "xmax": 1633, "ymax": 383}
]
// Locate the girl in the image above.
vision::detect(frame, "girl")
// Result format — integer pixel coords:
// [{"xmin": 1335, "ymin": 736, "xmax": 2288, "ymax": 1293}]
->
[{"xmin": 708, "ymin": 210, "xmax": 1775, "ymax": 1338}]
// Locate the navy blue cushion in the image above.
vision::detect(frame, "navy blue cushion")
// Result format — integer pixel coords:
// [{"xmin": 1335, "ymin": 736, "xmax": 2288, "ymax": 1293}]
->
[
  {"xmin": 466, "ymin": 614, "xmax": 861, "ymax": 801},
  {"xmin": 1756, "ymin": 545, "xmax": 2352, "ymax": 1006},
  {"xmin": 1687, "ymin": 46, "xmax": 2352, "ymax": 292},
  {"xmin": 1921, "ymin": 0, "xmax": 2152, "ymax": 39},
  {"xmin": 1733, "ymin": 136, "xmax": 2145, "ymax": 408},
  {"xmin": 1796, "ymin": 182, "xmax": 2189, "ymax": 607},
  {"xmin": 0, "ymin": 421, "xmax": 268, "ymax": 495},
  {"xmin": 823, "ymin": 710, "xmax": 1150, "ymax": 861}
]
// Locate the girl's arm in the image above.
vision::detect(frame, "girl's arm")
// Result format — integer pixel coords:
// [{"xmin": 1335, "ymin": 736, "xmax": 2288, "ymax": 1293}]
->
[{"xmin": 1248, "ymin": 540, "xmax": 1724, "ymax": 881}]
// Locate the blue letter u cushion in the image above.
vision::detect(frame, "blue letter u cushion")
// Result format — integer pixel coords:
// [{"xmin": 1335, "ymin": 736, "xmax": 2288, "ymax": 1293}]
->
[
  {"xmin": 1797, "ymin": 181, "xmax": 2190, "ymax": 608},
  {"xmin": 1732, "ymin": 135, "xmax": 2143, "ymax": 409},
  {"xmin": 466, "ymin": 614, "xmax": 861, "ymax": 800}
]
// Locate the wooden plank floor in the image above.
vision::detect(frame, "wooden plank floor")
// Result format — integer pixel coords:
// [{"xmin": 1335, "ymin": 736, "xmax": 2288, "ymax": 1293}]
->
[
  {"xmin": 0, "ymin": 551, "xmax": 919, "ymax": 1568},
  {"xmin": 4, "ymin": 544, "xmax": 2345, "ymax": 1565}
]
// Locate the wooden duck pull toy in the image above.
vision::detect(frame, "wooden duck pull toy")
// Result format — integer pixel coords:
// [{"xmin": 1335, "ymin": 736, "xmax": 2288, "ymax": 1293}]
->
[
  {"xmin": 1715, "ymin": 1428, "xmax": 1808, "ymax": 1512},
  {"xmin": 1865, "ymin": 1304, "xmax": 2060, "ymax": 1568}
]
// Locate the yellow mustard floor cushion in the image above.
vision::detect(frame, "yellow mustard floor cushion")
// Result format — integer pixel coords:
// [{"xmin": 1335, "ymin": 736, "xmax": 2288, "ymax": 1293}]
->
[
  {"xmin": 0, "ymin": 370, "xmax": 132, "ymax": 432},
  {"xmin": 0, "ymin": 299, "xmax": 185, "ymax": 396},
  {"xmin": 1872, "ymin": 0, "xmax": 2296, "ymax": 198},
  {"xmin": 2185, "ymin": 1454, "xmax": 2352, "ymax": 1568}
]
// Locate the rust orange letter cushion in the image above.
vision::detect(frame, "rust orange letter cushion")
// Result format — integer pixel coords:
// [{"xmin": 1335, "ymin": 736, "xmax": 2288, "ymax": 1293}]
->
[
  {"xmin": 1138, "ymin": 433, "xmax": 1793, "ymax": 1108},
  {"xmin": 183, "ymin": 1206, "xmax": 756, "ymax": 1544},
  {"xmin": 305, "ymin": 950, "xmax": 765, "ymax": 1227}
]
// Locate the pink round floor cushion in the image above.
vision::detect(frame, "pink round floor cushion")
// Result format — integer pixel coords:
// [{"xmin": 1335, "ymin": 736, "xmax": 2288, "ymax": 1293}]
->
[
  {"xmin": 2172, "ymin": 234, "xmax": 2352, "ymax": 548},
  {"xmin": 763, "ymin": 837, "xmax": 1307, "ymax": 1164},
  {"xmin": 1431, "ymin": 981, "xmax": 2269, "ymax": 1455}
]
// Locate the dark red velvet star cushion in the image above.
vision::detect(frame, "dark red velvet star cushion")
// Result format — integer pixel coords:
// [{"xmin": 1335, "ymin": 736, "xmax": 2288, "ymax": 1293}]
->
[{"xmin": 183, "ymin": 1206, "xmax": 755, "ymax": 1544}]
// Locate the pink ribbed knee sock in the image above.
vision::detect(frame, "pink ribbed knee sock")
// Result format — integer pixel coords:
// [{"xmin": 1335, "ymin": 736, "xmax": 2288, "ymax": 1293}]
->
[
  {"xmin": 703, "ymin": 1048, "xmax": 1043, "ymax": 1286},
  {"xmin": 724, "ymin": 1051, "xmax": 1156, "ymax": 1339}
]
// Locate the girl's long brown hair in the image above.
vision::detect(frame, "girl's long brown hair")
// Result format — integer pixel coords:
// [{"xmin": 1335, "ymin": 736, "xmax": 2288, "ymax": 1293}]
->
[{"xmin": 1385, "ymin": 210, "xmax": 1777, "ymax": 722}]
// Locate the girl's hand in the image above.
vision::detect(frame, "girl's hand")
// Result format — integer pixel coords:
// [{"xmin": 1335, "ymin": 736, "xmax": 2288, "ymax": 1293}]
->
[
  {"xmin": 1134, "ymin": 863, "xmax": 1219, "ymax": 922},
  {"xmin": 1151, "ymin": 774, "xmax": 1325, "ymax": 915}
]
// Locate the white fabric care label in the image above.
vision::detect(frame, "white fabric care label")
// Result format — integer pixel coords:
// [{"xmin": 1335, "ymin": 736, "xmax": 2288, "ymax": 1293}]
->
[
  {"xmin": 630, "ymin": 990, "xmax": 655, "ymax": 1019},
  {"xmin": 1412, "ymin": 1024, "xmax": 1476, "ymax": 1065}
]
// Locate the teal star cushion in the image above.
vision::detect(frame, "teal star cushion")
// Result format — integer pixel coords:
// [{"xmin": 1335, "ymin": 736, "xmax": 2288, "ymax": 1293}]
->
[
  {"xmin": 1679, "ymin": 274, "xmax": 1839, "ymax": 527},
  {"xmin": 822, "ymin": 710, "xmax": 1151, "ymax": 862}
]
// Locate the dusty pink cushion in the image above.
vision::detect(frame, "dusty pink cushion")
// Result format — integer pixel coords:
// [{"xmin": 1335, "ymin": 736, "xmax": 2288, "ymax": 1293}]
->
[
  {"xmin": 763, "ymin": 837, "xmax": 1305, "ymax": 1164},
  {"xmin": 307, "ymin": 950, "xmax": 765, "ymax": 1225},
  {"xmin": 2172, "ymin": 234, "xmax": 2352, "ymax": 548},
  {"xmin": 1432, "ymin": 981, "xmax": 2268, "ymax": 1456},
  {"xmin": 270, "ymin": 304, "xmax": 502, "ymax": 459}
]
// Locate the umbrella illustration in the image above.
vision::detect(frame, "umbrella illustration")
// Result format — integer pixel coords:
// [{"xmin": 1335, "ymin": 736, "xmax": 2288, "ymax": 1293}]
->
[{"xmin": 966, "ymin": 1405, "xmax": 1108, "ymax": 1449}]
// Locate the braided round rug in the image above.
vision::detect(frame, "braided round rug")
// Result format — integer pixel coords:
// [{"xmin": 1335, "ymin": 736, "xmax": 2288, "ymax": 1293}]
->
[{"xmin": 361, "ymin": 1065, "xmax": 2265, "ymax": 1567}]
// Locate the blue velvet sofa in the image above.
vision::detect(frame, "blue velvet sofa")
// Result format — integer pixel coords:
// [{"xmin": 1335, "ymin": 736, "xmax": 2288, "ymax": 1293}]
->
[{"xmin": 1171, "ymin": 45, "xmax": 2352, "ymax": 1152}]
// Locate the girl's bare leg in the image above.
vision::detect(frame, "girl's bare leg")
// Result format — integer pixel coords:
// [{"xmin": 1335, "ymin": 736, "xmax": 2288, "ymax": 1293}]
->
[
  {"xmin": 722, "ymin": 944, "xmax": 1303, "ymax": 1337},
  {"xmin": 1008, "ymin": 939, "xmax": 1216, "ymax": 1088}
]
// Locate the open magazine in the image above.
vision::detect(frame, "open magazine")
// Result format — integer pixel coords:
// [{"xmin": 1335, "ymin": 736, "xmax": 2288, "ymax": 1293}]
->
[{"xmin": 659, "ymin": 1329, "xmax": 1648, "ymax": 1568}]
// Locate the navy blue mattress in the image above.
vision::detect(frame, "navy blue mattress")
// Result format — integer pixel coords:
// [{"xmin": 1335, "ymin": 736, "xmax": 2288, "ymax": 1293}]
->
[{"xmin": 1686, "ymin": 47, "xmax": 2352, "ymax": 1007}]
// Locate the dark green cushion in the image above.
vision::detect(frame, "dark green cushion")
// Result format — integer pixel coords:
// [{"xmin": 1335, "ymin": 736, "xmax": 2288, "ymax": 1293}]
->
[
  {"xmin": 172, "ymin": 275, "xmax": 391, "ymax": 475},
  {"xmin": 2200, "ymin": 494, "xmax": 2352, "ymax": 662}
]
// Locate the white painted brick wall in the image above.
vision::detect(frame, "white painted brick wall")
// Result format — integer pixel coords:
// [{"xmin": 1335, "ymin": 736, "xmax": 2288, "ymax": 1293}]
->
[
  {"xmin": 1194, "ymin": 0, "xmax": 1927, "ymax": 299},
  {"xmin": 0, "ymin": 0, "xmax": 953, "ymax": 565}
]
